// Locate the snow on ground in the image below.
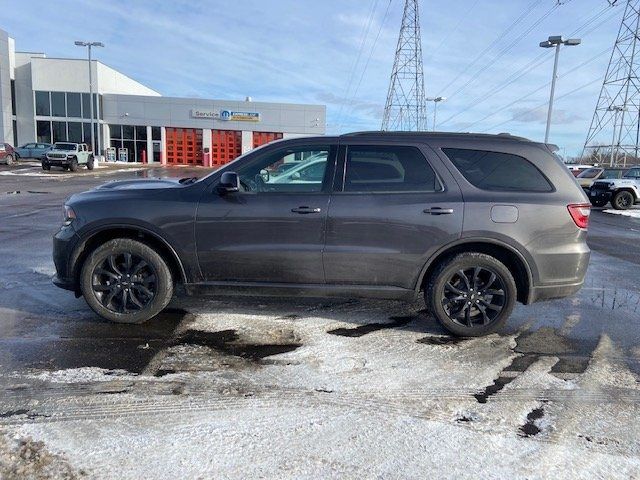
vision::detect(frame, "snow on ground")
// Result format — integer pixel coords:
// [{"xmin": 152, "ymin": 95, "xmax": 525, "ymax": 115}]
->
[
  {"xmin": 2, "ymin": 298, "xmax": 639, "ymax": 479},
  {"xmin": 603, "ymin": 208, "xmax": 640, "ymax": 218}
]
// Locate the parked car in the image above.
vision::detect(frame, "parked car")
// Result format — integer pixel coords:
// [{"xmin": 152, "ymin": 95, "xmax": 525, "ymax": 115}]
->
[
  {"xmin": 589, "ymin": 166, "xmax": 640, "ymax": 209},
  {"xmin": 44, "ymin": 143, "xmax": 94, "ymax": 171},
  {"xmin": 566, "ymin": 164, "xmax": 594, "ymax": 177},
  {"xmin": 0, "ymin": 143, "xmax": 15, "ymax": 165},
  {"xmin": 52, "ymin": 132, "xmax": 590, "ymax": 337},
  {"xmin": 14, "ymin": 142, "xmax": 53, "ymax": 160},
  {"xmin": 576, "ymin": 167, "xmax": 627, "ymax": 192}
]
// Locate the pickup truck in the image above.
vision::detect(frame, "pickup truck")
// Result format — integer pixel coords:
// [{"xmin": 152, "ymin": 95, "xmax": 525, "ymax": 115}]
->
[
  {"xmin": 44, "ymin": 142, "xmax": 94, "ymax": 172},
  {"xmin": 589, "ymin": 166, "xmax": 640, "ymax": 209}
]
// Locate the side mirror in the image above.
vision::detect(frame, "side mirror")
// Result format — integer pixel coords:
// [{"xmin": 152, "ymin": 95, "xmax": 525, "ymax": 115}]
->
[{"xmin": 217, "ymin": 171, "xmax": 240, "ymax": 194}]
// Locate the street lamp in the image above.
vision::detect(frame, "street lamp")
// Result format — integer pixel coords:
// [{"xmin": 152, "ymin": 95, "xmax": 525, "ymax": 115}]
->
[
  {"xmin": 607, "ymin": 105, "xmax": 628, "ymax": 167},
  {"xmin": 539, "ymin": 35, "xmax": 581, "ymax": 143},
  {"xmin": 74, "ymin": 41, "xmax": 104, "ymax": 159},
  {"xmin": 426, "ymin": 96, "xmax": 446, "ymax": 131}
]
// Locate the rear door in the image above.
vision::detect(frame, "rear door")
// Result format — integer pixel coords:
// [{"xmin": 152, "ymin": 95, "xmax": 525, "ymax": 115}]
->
[{"xmin": 323, "ymin": 141, "xmax": 464, "ymax": 289}]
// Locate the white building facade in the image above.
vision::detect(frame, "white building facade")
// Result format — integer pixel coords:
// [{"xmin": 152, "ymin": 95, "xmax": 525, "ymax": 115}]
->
[{"xmin": 0, "ymin": 27, "xmax": 326, "ymax": 165}]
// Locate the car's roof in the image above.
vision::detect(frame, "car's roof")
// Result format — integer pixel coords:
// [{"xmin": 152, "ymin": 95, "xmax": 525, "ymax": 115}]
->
[{"xmin": 340, "ymin": 130, "xmax": 533, "ymax": 143}]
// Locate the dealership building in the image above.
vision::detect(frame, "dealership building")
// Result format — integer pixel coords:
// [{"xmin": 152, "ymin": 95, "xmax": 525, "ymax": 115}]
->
[{"xmin": 0, "ymin": 28, "xmax": 326, "ymax": 165}]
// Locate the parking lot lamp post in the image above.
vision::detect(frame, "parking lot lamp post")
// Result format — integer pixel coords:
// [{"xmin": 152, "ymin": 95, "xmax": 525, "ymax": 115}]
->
[
  {"xmin": 426, "ymin": 96, "xmax": 446, "ymax": 131},
  {"xmin": 74, "ymin": 41, "xmax": 104, "ymax": 159},
  {"xmin": 539, "ymin": 36, "xmax": 581, "ymax": 143}
]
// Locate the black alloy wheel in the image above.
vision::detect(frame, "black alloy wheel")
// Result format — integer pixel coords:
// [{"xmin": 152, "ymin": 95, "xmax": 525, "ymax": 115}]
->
[
  {"xmin": 91, "ymin": 252, "xmax": 158, "ymax": 314},
  {"xmin": 612, "ymin": 190, "xmax": 633, "ymax": 210},
  {"xmin": 426, "ymin": 252, "xmax": 517, "ymax": 337},
  {"xmin": 441, "ymin": 267, "xmax": 506, "ymax": 327}
]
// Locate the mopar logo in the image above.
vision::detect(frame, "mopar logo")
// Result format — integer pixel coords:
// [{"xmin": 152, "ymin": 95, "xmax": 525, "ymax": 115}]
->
[{"xmin": 220, "ymin": 110, "xmax": 231, "ymax": 120}]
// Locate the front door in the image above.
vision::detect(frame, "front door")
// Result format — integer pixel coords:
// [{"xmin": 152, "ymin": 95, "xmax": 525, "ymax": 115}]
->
[
  {"xmin": 195, "ymin": 142, "xmax": 337, "ymax": 284},
  {"xmin": 324, "ymin": 143, "xmax": 464, "ymax": 289}
]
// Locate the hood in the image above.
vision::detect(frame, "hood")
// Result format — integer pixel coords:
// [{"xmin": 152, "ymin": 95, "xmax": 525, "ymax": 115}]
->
[{"xmin": 94, "ymin": 178, "xmax": 186, "ymax": 191}]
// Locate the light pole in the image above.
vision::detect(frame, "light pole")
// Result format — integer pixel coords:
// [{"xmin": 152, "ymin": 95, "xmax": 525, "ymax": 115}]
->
[
  {"xmin": 74, "ymin": 41, "xmax": 104, "ymax": 159},
  {"xmin": 607, "ymin": 105, "xmax": 627, "ymax": 166},
  {"xmin": 426, "ymin": 96, "xmax": 446, "ymax": 131},
  {"xmin": 539, "ymin": 36, "xmax": 580, "ymax": 143}
]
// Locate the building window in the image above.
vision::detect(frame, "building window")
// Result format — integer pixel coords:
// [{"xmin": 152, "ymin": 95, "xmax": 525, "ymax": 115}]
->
[
  {"xmin": 122, "ymin": 125, "xmax": 134, "ymax": 139},
  {"xmin": 52, "ymin": 121, "xmax": 67, "ymax": 142},
  {"xmin": 68, "ymin": 122, "xmax": 83, "ymax": 143},
  {"xmin": 35, "ymin": 91, "xmax": 50, "ymax": 116},
  {"xmin": 11, "ymin": 80, "xmax": 16, "ymax": 116},
  {"xmin": 51, "ymin": 92, "xmax": 66, "ymax": 117},
  {"xmin": 82, "ymin": 93, "xmax": 91, "ymax": 119},
  {"xmin": 109, "ymin": 124, "xmax": 122, "ymax": 140},
  {"xmin": 67, "ymin": 92, "xmax": 82, "ymax": 118},
  {"xmin": 37, "ymin": 120, "xmax": 52, "ymax": 143},
  {"xmin": 135, "ymin": 126, "xmax": 147, "ymax": 141},
  {"xmin": 151, "ymin": 127, "xmax": 161, "ymax": 141}
]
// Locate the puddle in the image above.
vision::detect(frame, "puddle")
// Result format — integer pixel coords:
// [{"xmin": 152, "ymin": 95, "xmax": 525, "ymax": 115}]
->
[
  {"xmin": 417, "ymin": 335, "xmax": 466, "ymax": 346},
  {"xmin": 327, "ymin": 315, "xmax": 415, "ymax": 337},
  {"xmin": 519, "ymin": 407, "xmax": 545, "ymax": 437}
]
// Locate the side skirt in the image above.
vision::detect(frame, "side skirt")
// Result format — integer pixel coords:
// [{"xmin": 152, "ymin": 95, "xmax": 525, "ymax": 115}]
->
[{"xmin": 184, "ymin": 281, "xmax": 418, "ymax": 301}]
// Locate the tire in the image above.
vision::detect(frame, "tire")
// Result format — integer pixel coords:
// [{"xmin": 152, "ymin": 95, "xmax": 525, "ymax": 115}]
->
[
  {"xmin": 425, "ymin": 252, "xmax": 517, "ymax": 337},
  {"xmin": 611, "ymin": 190, "xmax": 634, "ymax": 210},
  {"xmin": 41, "ymin": 162, "xmax": 50, "ymax": 171},
  {"xmin": 69, "ymin": 157, "xmax": 78, "ymax": 172},
  {"xmin": 86, "ymin": 155, "xmax": 95, "ymax": 170},
  {"xmin": 5, "ymin": 154, "xmax": 13, "ymax": 166},
  {"xmin": 590, "ymin": 198, "xmax": 608, "ymax": 208},
  {"xmin": 80, "ymin": 238, "xmax": 174, "ymax": 324}
]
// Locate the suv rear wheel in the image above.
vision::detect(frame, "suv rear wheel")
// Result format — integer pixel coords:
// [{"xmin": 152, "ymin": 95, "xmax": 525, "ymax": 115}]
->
[
  {"xmin": 612, "ymin": 190, "xmax": 634, "ymax": 210},
  {"xmin": 425, "ymin": 253, "xmax": 517, "ymax": 337},
  {"xmin": 69, "ymin": 157, "xmax": 78, "ymax": 172},
  {"xmin": 80, "ymin": 239, "xmax": 173, "ymax": 324},
  {"xmin": 86, "ymin": 155, "xmax": 95, "ymax": 170}
]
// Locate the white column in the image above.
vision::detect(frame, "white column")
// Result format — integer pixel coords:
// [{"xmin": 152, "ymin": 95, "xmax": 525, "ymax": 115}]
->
[
  {"xmin": 202, "ymin": 128, "xmax": 212, "ymax": 166},
  {"xmin": 160, "ymin": 126, "xmax": 167, "ymax": 165},
  {"xmin": 241, "ymin": 130, "xmax": 253, "ymax": 154},
  {"xmin": 146, "ymin": 126, "xmax": 153, "ymax": 163}
]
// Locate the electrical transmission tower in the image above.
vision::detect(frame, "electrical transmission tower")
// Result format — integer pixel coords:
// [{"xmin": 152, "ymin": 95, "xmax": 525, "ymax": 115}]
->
[
  {"xmin": 583, "ymin": 0, "xmax": 640, "ymax": 166},
  {"xmin": 381, "ymin": 0, "xmax": 428, "ymax": 131}
]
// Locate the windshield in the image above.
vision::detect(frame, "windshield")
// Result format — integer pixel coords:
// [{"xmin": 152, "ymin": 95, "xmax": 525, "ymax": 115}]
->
[
  {"xmin": 53, "ymin": 143, "xmax": 76, "ymax": 151},
  {"xmin": 577, "ymin": 168, "xmax": 601, "ymax": 179}
]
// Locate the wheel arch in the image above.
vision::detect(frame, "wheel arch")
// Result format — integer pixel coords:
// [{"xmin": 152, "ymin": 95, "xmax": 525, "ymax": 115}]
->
[
  {"xmin": 415, "ymin": 239, "xmax": 533, "ymax": 304},
  {"xmin": 70, "ymin": 226, "xmax": 187, "ymax": 292}
]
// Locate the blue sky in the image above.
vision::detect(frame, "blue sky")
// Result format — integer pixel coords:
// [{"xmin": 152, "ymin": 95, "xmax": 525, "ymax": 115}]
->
[{"xmin": 3, "ymin": 0, "xmax": 624, "ymax": 156}]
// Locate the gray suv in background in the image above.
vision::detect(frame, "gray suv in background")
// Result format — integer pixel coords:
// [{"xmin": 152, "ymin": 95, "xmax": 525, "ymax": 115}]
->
[{"xmin": 52, "ymin": 132, "xmax": 590, "ymax": 336}]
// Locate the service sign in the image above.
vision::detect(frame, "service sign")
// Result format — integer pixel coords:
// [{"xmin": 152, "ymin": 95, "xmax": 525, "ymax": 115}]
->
[
  {"xmin": 220, "ymin": 110, "xmax": 260, "ymax": 122},
  {"xmin": 191, "ymin": 109, "xmax": 218, "ymax": 119}
]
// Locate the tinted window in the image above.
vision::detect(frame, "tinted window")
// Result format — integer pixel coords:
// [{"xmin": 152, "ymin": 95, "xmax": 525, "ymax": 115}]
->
[
  {"xmin": 36, "ymin": 121, "xmax": 51, "ymax": 143},
  {"xmin": 68, "ymin": 122, "xmax": 83, "ymax": 143},
  {"xmin": 442, "ymin": 148, "xmax": 553, "ymax": 192},
  {"xmin": 35, "ymin": 91, "xmax": 50, "ymax": 116},
  {"xmin": 577, "ymin": 168, "xmax": 601, "ymax": 179},
  {"xmin": 602, "ymin": 169, "xmax": 623, "ymax": 179},
  {"xmin": 624, "ymin": 168, "xmax": 640, "ymax": 179},
  {"xmin": 67, "ymin": 92, "xmax": 82, "ymax": 117},
  {"xmin": 344, "ymin": 145, "xmax": 440, "ymax": 192},
  {"xmin": 52, "ymin": 121, "xmax": 67, "ymax": 142},
  {"xmin": 82, "ymin": 93, "xmax": 91, "ymax": 119},
  {"xmin": 51, "ymin": 92, "xmax": 66, "ymax": 117}
]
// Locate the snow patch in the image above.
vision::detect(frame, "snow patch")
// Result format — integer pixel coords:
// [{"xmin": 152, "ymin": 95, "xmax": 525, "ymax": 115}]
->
[{"xmin": 603, "ymin": 209, "xmax": 640, "ymax": 218}]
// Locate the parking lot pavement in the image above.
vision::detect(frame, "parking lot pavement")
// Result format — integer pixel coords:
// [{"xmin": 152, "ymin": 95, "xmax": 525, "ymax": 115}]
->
[{"xmin": 0, "ymin": 164, "xmax": 639, "ymax": 478}]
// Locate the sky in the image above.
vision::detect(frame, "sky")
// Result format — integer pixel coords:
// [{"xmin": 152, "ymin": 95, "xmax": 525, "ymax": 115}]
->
[{"xmin": 2, "ymin": 0, "xmax": 625, "ymax": 157}]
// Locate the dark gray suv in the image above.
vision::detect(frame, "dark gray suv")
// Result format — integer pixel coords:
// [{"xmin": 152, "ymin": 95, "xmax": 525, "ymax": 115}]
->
[{"xmin": 52, "ymin": 132, "xmax": 590, "ymax": 336}]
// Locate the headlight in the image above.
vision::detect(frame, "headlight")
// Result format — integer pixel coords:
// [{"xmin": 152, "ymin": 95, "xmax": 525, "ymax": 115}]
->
[
  {"xmin": 67, "ymin": 154, "xmax": 74, "ymax": 159},
  {"xmin": 63, "ymin": 205, "xmax": 76, "ymax": 225}
]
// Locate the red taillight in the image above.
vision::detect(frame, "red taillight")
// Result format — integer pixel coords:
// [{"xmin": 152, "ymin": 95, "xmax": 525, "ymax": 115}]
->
[{"xmin": 567, "ymin": 204, "xmax": 590, "ymax": 229}]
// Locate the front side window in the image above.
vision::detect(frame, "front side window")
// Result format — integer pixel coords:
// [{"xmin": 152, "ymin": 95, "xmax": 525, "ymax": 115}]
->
[
  {"xmin": 343, "ymin": 145, "xmax": 441, "ymax": 193},
  {"xmin": 442, "ymin": 148, "xmax": 553, "ymax": 192},
  {"xmin": 234, "ymin": 146, "xmax": 331, "ymax": 193},
  {"xmin": 624, "ymin": 168, "xmax": 640, "ymax": 179}
]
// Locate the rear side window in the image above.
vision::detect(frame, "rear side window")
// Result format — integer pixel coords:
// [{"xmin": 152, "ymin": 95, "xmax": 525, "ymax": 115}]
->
[
  {"xmin": 344, "ymin": 145, "xmax": 441, "ymax": 192},
  {"xmin": 442, "ymin": 148, "xmax": 553, "ymax": 192}
]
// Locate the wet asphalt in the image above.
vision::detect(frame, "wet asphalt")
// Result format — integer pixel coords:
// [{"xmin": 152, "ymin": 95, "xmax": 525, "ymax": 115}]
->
[{"xmin": 0, "ymin": 161, "xmax": 639, "ymax": 380}]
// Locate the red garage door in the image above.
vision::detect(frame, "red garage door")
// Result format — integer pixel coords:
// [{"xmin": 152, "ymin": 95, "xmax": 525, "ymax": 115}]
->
[
  {"xmin": 253, "ymin": 132, "xmax": 283, "ymax": 149},
  {"xmin": 211, "ymin": 130, "xmax": 242, "ymax": 166},
  {"xmin": 166, "ymin": 128, "xmax": 203, "ymax": 165}
]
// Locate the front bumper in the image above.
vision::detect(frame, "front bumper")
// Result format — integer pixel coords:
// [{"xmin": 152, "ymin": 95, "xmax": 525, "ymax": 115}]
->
[
  {"xmin": 45, "ymin": 156, "xmax": 72, "ymax": 165},
  {"xmin": 52, "ymin": 225, "xmax": 81, "ymax": 292},
  {"xmin": 589, "ymin": 187, "xmax": 613, "ymax": 203}
]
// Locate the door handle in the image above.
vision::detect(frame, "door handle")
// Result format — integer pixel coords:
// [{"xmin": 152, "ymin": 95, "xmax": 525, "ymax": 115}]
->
[
  {"xmin": 423, "ymin": 207, "xmax": 454, "ymax": 215},
  {"xmin": 291, "ymin": 206, "xmax": 322, "ymax": 214}
]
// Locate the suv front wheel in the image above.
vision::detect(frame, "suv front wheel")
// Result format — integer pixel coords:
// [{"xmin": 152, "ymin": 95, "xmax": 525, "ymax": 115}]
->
[
  {"xmin": 80, "ymin": 239, "xmax": 174, "ymax": 324},
  {"xmin": 611, "ymin": 190, "xmax": 634, "ymax": 210},
  {"xmin": 425, "ymin": 253, "xmax": 517, "ymax": 337}
]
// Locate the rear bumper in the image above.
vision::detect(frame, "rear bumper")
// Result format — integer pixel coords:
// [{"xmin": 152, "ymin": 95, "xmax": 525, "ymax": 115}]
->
[{"xmin": 528, "ymin": 280, "xmax": 584, "ymax": 303}]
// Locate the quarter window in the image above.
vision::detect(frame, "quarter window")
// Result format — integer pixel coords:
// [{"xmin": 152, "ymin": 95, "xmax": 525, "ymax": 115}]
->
[
  {"xmin": 343, "ymin": 145, "xmax": 441, "ymax": 192},
  {"xmin": 442, "ymin": 148, "xmax": 553, "ymax": 192}
]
